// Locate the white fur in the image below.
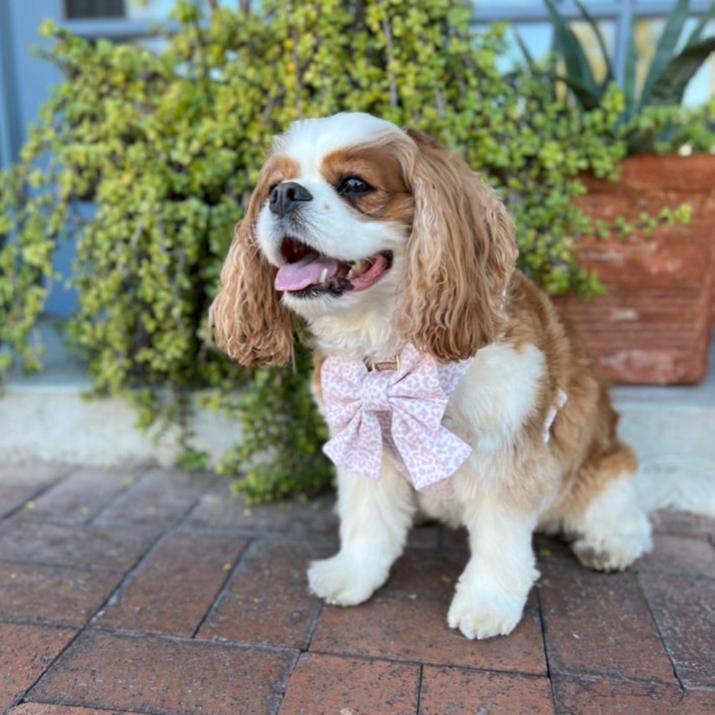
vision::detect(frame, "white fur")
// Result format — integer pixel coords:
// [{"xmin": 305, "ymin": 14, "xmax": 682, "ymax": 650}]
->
[
  {"xmin": 308, "ymin": 342, "xmax": 552, "ymax": 639},
  {"xmin": 451, "ymin": 343, "xmax": 546, "ymax": 454},
  {"xmin": 447, "ymin": 495, "xmax": 539, "ymax": 639},
  {"xmin": 567, "ymin": 476, "xmax": 652, "ymax": 572},
  {"xmin": 275, "ymin": 113, "xmax": 403, "ymax": 176},
  {"xmin": 637, "ymin": 456, "xmax": 715, "ymax": 518},
  {"xmin": 255, "ymin": 113, "xmax": 410, "ymax": 355},
  {"xmin": 308, "ymin": 457, "xmax": 415, "ymax": 605}
]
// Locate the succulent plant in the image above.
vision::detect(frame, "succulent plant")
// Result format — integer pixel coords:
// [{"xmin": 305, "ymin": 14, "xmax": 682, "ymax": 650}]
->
[{"xmin": 534, "ymin": 0, "xmax": 715, "ymax": 152}]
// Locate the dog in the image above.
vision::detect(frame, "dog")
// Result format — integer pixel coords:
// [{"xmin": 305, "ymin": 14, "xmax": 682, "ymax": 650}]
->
[{"xmin": 210, "ymin": 112, "xmax": 660, "ymax": 639}]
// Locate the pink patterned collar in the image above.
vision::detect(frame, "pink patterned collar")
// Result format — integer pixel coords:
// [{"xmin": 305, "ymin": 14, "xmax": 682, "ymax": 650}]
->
[{"xmin": 320, "ymin": 344, "xmax": 472, "ymax": 491}]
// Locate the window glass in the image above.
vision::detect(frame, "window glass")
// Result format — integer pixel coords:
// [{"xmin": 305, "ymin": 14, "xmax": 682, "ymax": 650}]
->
[{"xmin": 65, "ymin": 0, "xmax": 125, "ymax": 18}]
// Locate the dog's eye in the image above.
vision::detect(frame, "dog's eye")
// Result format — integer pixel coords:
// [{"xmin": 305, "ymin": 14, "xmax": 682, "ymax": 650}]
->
[{"xmin": 337, "ymin": 176, "xmax": 373, "ymax": 196}]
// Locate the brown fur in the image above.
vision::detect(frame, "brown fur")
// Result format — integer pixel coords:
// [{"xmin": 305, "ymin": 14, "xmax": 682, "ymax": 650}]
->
[
  {"xmin": 320, "ymin": 147, "xmax": 413, "ymax": 222},
  {"xmin": 393, "ymin": 130, "xmax": 519, "ymax": 362},
  {"xmin": 500, "ymin": 272, "xmax": 638, "ymax": 522}
]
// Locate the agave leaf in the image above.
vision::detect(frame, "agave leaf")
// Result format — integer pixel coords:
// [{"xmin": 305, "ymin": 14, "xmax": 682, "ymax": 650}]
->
[
  {"xmin": 573, "ymin": 0, "xmax": 614, "ymax": 85},
  {"xmin": 640, "ymin": 0, "xmax": 691, "ymax": 108},
  {"xmin": 544, "ymin": 0, "xmax": 601, "ymax": 104},
  {"xmin": 650, "ymin": 36, "xmax": 715, "ymax": 105},
  {"xmin": 555, "ymin": 74, "xmax": 603, "ymax": 111},
  {"xmin": 685, "ymin": 2, "xmax": 715, "ymax": 47},
  {"xmin": 513, "ymin": 28, "xmax": 537, "ymax": 72},
  {"xmin": 624, "ymin": 30, "xmax": 637, "ymax": 119}
]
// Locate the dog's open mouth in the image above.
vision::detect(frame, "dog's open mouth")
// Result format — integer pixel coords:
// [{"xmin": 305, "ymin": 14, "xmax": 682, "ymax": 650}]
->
[{"xmin": 274, "ymin": 237, "xmax": 393, "ymax": 298}]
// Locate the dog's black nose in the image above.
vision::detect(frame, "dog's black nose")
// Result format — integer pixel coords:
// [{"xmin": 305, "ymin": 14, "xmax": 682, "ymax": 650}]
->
[{"xmin": 269, "ymin": 181, "xmax": 313, "ymax": 217}]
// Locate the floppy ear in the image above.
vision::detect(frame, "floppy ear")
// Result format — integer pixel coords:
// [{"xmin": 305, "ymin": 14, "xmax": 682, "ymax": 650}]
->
[
  {"xmin": 209, "ymin": 171, "xmax": 294, "ymax": 367},
  {"xmin": 398, "ymin": 129, "xmax": 518, "ymax": 361}
]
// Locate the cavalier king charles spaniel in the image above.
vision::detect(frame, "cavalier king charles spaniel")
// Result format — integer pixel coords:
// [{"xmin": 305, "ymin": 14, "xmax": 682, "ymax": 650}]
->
[{"xmin": 210, "ymin": 112, "xmax": 655, "ymax": 639}]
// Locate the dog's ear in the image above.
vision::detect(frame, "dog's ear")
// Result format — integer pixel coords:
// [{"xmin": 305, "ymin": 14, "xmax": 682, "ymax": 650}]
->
[
  {"xmin": 209, "ymin": 167, "xmax": 294, "ymax": 367},
  {"xmin": 397, "ymin": 129, "xmax": 518, "ymax": 361}
]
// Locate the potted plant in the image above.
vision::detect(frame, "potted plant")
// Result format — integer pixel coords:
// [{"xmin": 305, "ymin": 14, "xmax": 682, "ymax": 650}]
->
[{"xmin": 537, "ymin": 0, "xmax": 715, "ymax": 384}]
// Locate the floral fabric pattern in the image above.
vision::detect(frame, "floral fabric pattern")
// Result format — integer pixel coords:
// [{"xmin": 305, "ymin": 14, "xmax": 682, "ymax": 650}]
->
[{"xmin": 321, "ymin": 344, "xmax": 472, "ymax": 491}]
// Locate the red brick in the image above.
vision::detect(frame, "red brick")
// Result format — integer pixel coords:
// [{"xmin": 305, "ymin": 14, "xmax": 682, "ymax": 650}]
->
[
  {"xmin": 186, "ymin": 483, "xmax": 337, "ymax": 536},
  {"xmin": 0, "ymin": 562, "xmax": 122, "ymax": 626},
  {"xmin": 553, "ymin": 675, "xmax": 715, "ymax": 715},
  {"xmin": 98, "ymin": 532, "xmax": 246, "ymax": 636},
  {"xmin": 406, "ymin": 523, "xmax": 441, "ymax": 550},
  {"xmin": 680, "ymin": 690, "xmax": 715, "ymax": 715},
  {"xmin": 538, "ymin": 561, "xmax": 675, "ymax": 683},
  {"xmin": 0, "ymin": 518, "xmax": 159, "ymax": 570},
  {"xmin": 197, "ymin": 540, "xmax": 322, "ymax": 649},
  {"xmin": 639, "ymin": 572, "xmax": 715, "ymax": 688},
  {"xmin": 9, "ymin": 706, "xmax": 143, "ymax": 715},
  {"xmin": 95, "ymin": 468, "xmax": 215, "ymax": 526},
  {"xmin": 380, "ymin": 547, "xmax": 465, "ymax": 602},
  {"xmin": 278, "ymin": 652, "xmax": 419, "ymax": 715},
  {"xmin": 310, "ymin": 593, "xmax": 546, "ymax": 675},
  {"xmin": 30, "ymin": 631, "xmax": 296, "ymax": 715},
  {"xmin": 26, "ymin": 468, "xmax": 138, "ymax": 525},
  {"xmin": 533, "ymin": 534, "xmax": 575, "ymax": 564},
  {"xmin": 438, "ymin": 526, "xmax": 469, "ymax": 555},
  {"xmin": 0, "ymin": 463, "xmax": 69, "ymax": 519},
  {"xmin": 637, "ymin": 533, "xmax": 715, "ymax": 577},
  {"xmin": 0, "ymin": 623, "xmax": 75, "ymax": 712},
  {"xmin": 420, "ymin": 666, "xmax": 554, "ymax": 715},
  {"xmin": 651, "ymin": 510, "xmax": 715, "ymax": 539}
]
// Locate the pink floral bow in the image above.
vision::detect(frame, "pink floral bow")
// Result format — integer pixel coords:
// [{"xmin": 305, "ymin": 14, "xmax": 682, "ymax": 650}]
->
[{"xmin": 321, "ymin": 344, "xmax": 472, "ymax": 491}]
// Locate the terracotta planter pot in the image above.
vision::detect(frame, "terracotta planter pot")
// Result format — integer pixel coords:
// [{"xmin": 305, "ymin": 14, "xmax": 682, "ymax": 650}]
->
[{"xmin": 553, "ymin": 154, "xmax": 715, "ymax": 385}]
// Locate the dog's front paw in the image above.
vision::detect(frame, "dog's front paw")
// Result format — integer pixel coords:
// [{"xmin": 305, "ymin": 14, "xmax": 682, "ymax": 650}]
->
[
  {"xmin": 308, "ymin": 553, "xmax": 386, "ymax": 606},
  {"xmin": 447, "ymin": 585, "xmax": 525, "ymax": 639}
]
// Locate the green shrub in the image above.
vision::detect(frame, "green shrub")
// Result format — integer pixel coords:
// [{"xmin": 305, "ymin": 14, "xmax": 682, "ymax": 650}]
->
[{"xmin": 0, "ymin": 0, "xmax": 646, "ymax": 501}]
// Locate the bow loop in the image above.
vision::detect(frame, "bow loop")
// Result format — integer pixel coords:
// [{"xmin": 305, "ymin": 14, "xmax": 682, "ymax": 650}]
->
[{"xmin": 361, "ymin": 372, "xmax": 393, "ymax": 413}]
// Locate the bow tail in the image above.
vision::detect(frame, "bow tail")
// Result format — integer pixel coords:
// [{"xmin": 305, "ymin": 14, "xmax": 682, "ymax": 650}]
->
[
  {"xmin": 322, "ymin": 415, "xmax": 384, "ymax": 480},
  {"xmin": 393, "ymin": 417, "xmax": 472, "ymax": 491}
]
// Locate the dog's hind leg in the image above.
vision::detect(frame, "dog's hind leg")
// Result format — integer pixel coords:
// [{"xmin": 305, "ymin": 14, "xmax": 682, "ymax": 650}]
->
[{"xmin": 564, "ymin": 446, "xmax": 652, "ymax": 572}]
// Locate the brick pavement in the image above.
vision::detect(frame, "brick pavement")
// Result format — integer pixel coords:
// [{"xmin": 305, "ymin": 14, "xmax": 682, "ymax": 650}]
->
[{"xmin": 0, "ymin": 462, "xmax": 713, "ymax": 714}]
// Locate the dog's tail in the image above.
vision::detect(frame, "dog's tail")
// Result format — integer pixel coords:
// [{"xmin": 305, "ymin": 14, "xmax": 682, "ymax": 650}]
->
[{"xmin": 636, "ymin": 456, "xmax": 715, "ymax": 518}]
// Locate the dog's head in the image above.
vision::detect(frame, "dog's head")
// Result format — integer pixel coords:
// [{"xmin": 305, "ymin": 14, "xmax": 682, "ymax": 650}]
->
[{"xmin": 210, "ymin": 112, "xmax": 517, "ymax": 365}]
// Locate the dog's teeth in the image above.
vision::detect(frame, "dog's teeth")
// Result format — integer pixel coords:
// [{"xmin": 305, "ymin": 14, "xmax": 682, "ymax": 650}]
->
[
  {"xmin": 349, "ymin": 260, "xmax": 364, "ymax": 279},
  {"xmin": 320, "ymin": 268, "xmax": 328, "ymax": 284}
]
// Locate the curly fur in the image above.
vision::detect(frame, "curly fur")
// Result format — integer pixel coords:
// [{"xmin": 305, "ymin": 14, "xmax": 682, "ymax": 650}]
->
[
  {"xmin": 396, "ymin": 130, "xmax": 518, "ymax": 360},
  {"xmin": 209, "ymin": 163, "xmax": 295, "ymax": 366}
]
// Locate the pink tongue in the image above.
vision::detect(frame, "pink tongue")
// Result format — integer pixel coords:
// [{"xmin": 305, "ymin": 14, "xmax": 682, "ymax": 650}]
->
[{"xmin": 275, "ymin": 253, "xmax": 340, "ymax": 292}]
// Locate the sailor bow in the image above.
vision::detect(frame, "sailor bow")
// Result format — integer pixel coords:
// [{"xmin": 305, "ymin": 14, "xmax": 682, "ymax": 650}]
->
[{"xmin": 321, "ymin": 344, "xmax": 471, "ymax": 491}]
